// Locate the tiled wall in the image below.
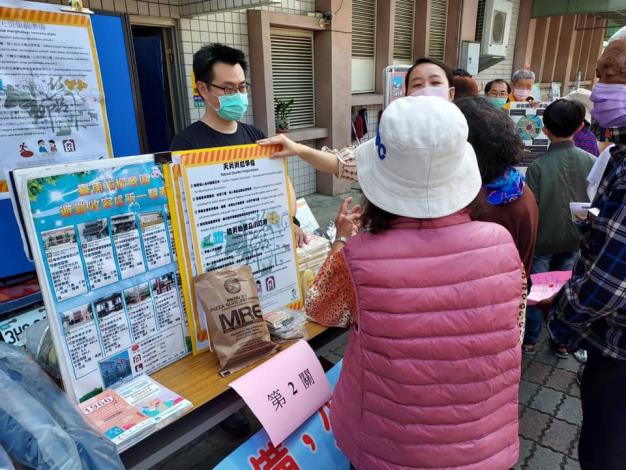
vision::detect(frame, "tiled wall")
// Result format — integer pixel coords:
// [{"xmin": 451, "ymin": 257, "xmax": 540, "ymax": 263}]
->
[
  {"xmin": 475, "ymin": 0, "xmax": 520, "ymax": 91},
  {"xmin": 177, "ymin": 2, "xmax": 318, "ymax": 197},
  {"xmin": 287, "ymin": 140, "xmax": 317, "ymax": 197},
  {"xmin": 41, "ymin": 0, "xmax": 181, "ymax": 18}
]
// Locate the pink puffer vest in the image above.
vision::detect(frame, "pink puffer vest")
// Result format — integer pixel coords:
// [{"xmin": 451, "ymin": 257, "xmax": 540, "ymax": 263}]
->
[{"xmin": 332, "ymin": 213, "xmax": 522, "ymax": 470}]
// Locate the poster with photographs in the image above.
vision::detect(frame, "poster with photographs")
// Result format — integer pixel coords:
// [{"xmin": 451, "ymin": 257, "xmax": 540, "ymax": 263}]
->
[
  {"xmin": 508, "ymin": 102, "xmax": 550, "ymax": 166},
  {"xmin": 13, "ymin": 155, "xmax": 190, "ymax": 403}
]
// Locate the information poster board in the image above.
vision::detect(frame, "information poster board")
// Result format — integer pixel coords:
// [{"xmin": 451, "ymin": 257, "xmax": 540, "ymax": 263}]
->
[
  {"xmin": 167, "ymin": 145, "xmax": 302, "ymax": 354},
  {"xmin": 0, "ymin": 0, "xmax": 112, "ymax": 197},
  {"xmin": 508, "ymin": 102, "xmax": 550, "ymax": 166},
  {"xmin": 383, "ymin": 65, "xmax": 410, "ymax": 109},
  {"xmin": 13, "ymin": 155, "xmax": 190, "ymax": 403}
]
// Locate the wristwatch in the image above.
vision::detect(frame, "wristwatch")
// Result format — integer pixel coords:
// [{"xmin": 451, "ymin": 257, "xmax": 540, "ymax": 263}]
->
[{"xmin": 334, "ymin": 236, "xmax": 350, "ymax": 244}]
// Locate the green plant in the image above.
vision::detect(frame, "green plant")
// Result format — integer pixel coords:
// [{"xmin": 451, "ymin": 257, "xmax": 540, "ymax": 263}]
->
[{"xmin": 274, "ymin": 97, "xmax": 294, "ymax": 131}]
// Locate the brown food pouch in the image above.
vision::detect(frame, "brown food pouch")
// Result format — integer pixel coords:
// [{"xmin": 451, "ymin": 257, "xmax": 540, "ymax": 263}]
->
[{"xmin": 194, "ymin": 265, "xmax": 277, "ymax": 376}]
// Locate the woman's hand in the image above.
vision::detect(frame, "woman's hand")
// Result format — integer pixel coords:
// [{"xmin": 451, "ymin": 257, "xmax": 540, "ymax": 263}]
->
[
  {"xmin": 335, "ymin": 197, "xmax": 362, "ymax": 239},
  {"xmin": 257, "ymin": 134, "xmax": 303, "ymax": 159},
  {"xmin": 294, "ymin": 226, "xmax": 309, "ymax": 248}
]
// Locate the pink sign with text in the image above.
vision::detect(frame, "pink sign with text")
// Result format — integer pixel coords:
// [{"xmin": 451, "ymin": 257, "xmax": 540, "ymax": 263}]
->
[
  {"xmin": 229, "ymin": 340, "xmax": 331, "ymax": 445},
  {"xmin": 528, "ymin": 271, "xmax": 572, "ymax": 304}
]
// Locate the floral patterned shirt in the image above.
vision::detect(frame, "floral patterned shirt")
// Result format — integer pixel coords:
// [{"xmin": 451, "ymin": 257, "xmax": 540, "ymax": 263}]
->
[{"xmin": 321, "ymin": 146, "xmax": 358, "ymax": 183}]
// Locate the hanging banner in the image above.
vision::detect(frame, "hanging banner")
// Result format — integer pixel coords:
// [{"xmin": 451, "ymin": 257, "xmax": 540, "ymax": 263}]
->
[
  {"xmin": 216, "ymin": 360, "xmax": 348, "ymax": 470},
  {"xmin": 0, "ymin": 0, "xmax": 112, "ymax": 197},
  {"xmin": 13, "ymin": 155, "xmax": 190, "ymax": 403}
]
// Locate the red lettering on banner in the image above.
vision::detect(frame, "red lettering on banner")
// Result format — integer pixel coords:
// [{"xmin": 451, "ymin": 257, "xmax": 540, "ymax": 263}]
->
[
  {"xmin": 301, "ymin": 433, "xmax": 317, "ymax": 453},
  {"xmin": 249, "ymin": 441, "xmax": 300, "ymax": 470},
  {"xmin": 318, "ymin": 402, "xmax": 331, "ymax": 432}
]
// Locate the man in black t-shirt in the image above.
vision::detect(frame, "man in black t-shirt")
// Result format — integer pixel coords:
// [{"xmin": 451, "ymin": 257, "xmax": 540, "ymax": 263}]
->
[
  {"xmin": 171, "ymin": 44, "xmax": 306, "ymax": 439},
  {"xmin": 171, "ymin": 44, "xmax": 304, "ymax": 244},
  {"xmin": 170, "ymin": 44, "xmax": 265, "ymax": 151}
]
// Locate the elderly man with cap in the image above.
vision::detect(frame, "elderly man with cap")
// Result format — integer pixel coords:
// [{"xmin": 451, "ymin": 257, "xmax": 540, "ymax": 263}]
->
[
  {"xmin": 565, "ymin": 88, "xmax": 600, "ymax": 157},
  {"xmin": 545, "ymin": 36, "xmax": 626, "ymax": 469},
  {"xmin": 305, "ymin": 96, "xmax": 525, "ymax": 470}
]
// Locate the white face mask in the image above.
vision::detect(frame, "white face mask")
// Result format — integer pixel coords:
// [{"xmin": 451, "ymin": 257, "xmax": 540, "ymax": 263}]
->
[
  {"xmin": 513, "ymin": 88, "xmax": 531, "ymax": 100},
  {"xmin": 410, "ymin": 86, "xmax": 450, "ymax": 101}
]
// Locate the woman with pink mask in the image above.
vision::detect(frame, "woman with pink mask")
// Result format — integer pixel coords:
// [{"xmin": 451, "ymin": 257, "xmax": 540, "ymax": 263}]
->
[{"xmin": 257, "ymin": 57, "xmax": 456, "ymax": 181}]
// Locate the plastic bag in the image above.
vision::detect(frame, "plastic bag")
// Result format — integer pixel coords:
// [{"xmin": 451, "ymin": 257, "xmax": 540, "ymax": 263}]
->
[
  {"xmin": 0, "ymin": 366, "xmax": 81, "ymax": 469},
  {"xmin": 22, "ymin": 318, "xmax": 60, "ymax": 380},
  {"xmin": 263, "ymin": 309, "xmax": 308, "ymax": 343},
  {"xmin": 0, "ymin": 342, "xmax": 124, "ymax": 470},
  {"xmin": 0, "ymin": 444, "xmax": 15, "ymax": 470}
]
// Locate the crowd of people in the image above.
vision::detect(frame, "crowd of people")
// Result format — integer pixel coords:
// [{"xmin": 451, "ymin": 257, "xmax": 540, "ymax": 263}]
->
[{"xmin": 177, "ymin": 33, "xmax": 626, "ymax": 468}]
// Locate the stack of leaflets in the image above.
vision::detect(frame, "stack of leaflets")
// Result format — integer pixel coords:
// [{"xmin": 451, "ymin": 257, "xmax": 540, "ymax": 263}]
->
[
  {"xmin": 79, "ymin": 375, "xmax": 192, "ymax": 451},
  {"xmin": 297, "ymin": 234, "xmax": 330, "ymax": 294}
]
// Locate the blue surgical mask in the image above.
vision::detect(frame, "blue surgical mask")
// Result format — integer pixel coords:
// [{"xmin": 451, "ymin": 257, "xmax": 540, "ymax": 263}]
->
[
  {"xmin": 215, "ymin": 93, "xmax": 248, "ymax": 121},
  {"xmin": 487, "ymin": 97, "xmax": 508, "ymax": 108}
]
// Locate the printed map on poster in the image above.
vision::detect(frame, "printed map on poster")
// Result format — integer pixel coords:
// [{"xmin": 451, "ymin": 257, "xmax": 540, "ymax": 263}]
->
[
  {"xmin": 14, "ymin": 156, "xmax": 190, "ymax": 403},
  {"xmin": 0, "ymin": 1, "xmax": 112, "ymax": 195},
  {"xmin": 508, "ymin": 102, "xmax": 550, "ymax": 166}
]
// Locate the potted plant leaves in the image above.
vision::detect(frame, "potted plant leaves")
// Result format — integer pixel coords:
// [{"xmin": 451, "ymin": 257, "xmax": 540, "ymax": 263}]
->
[{"xmin": 274, "ymin": 97, "xmax": 294, "ymax": 133}]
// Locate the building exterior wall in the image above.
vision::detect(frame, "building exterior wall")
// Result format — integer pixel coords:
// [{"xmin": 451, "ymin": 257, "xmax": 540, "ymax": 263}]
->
[{"xmin": 30, "ymin": 0, "xmax": 605, "ymax": 197}]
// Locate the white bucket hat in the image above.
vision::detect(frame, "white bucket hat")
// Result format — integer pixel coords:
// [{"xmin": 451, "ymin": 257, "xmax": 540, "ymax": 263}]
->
[
  {"xmin": 356, "ymin": 96, "xmax": 481, "ymax": 219},
  {"xmin": 565, "ymin": 88, "xmax": 592, "ymax": 124}
]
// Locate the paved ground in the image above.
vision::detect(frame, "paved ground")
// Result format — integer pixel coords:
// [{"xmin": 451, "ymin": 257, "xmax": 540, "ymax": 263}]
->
[{"xmin": 156, "ymin": 188, "xmax": 585, "ymax": 469}]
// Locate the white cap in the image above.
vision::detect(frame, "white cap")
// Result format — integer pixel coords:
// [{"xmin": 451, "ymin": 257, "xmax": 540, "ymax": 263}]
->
[
  {"xmin": 355, "ymin": 96, "xmax": 481, "ymax": 219},
  {"xmin": 609, "ymin": 26, "xmax": 626, "ymax": 43},
  {"xmin": 565, "ymin": 88, "xmax": 592, "ymax": 124}
]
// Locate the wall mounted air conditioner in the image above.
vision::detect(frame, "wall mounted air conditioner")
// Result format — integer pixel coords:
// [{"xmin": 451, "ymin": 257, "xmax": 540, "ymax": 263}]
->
[{"xmin": 481, "ymin": 0, "xmax": 513, "ymax": 57}]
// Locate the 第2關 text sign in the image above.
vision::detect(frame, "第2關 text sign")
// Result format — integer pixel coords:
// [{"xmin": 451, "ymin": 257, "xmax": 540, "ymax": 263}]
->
[{"xmin": 230, "ymin": 339, "xmax": 331, "ymax": 445}]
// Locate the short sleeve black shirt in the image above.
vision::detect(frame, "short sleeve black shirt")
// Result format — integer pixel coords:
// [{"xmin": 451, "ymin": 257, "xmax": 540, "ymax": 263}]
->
[{"xmin": 169, "ymin": 121, "xmax": 266, "ymax": 151}]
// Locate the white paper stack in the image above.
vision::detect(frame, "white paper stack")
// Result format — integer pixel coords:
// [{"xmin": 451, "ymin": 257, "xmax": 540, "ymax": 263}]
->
[{"xmin": 297, "ymin": 235, "xmax": 330, "ymax": 276}]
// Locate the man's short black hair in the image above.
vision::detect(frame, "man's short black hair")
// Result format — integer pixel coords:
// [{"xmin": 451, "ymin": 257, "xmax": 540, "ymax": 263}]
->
[
  {"xmin": 404, "ymin": 57, "xmax": 454, "ymax": 92},
  {"xmin": 452, "ymin": 68, "xmax": 472, "ymax": 77},
  {"xmin": 485, "ymin": 79, "xmax": 511, "ymax": 94},
  {"xmin": 543, "ymin": 99, "xmax": 585, "ymax": 138},
  {"xmin": 193, "ymin": 43, "xmax": 247, "ymax": 84}
]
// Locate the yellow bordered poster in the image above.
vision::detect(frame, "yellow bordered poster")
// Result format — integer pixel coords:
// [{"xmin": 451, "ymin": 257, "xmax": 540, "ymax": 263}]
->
[
  {"xmin": 0, "ymin": 0, "xmax": 112, "ymax": 198},
  {"xmin": 170, "ymin": 145, "xmax": 303, "ymax": 354},
  {"xmin": 163, "ymin": 160, "xmax": 211, "ymax": 354}
]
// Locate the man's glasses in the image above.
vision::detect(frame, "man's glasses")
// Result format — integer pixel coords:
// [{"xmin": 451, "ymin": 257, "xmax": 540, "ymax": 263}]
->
[{"xmin": 209, "ymin": 82, "xmax": 251, "ymax": 95}]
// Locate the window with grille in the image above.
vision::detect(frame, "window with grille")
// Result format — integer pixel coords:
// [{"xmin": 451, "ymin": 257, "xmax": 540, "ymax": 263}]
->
[
  {"xmin": 270, "ymin": 30, "xmax": 315, "ymax": 129},
  {"xmin": 351, "ymin": 0, "xmax": 377, "ymax": 92},
  {"xmin": 428, "ymin": 0, "xmax": 448, "ymax": 61},
  {"xmin": 352, "ymin": 0, "xmax": 377, "ymax": 58},
  {"xmin": 475, "ymin": 0, "xmax": 486, "ymax": 42},
  {"xmin": 393, "ymin": 0, "xmax": 415, "ymax": 63}
]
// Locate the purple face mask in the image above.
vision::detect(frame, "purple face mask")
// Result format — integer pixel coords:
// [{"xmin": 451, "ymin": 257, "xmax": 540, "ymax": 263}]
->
[
  {"xmin": 410, "ymin": 86, "xmax": 450, "ymax": 101},
  {"xmin": 591, "ymin": 82, "xmax": 626, "ymax": 128}
]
